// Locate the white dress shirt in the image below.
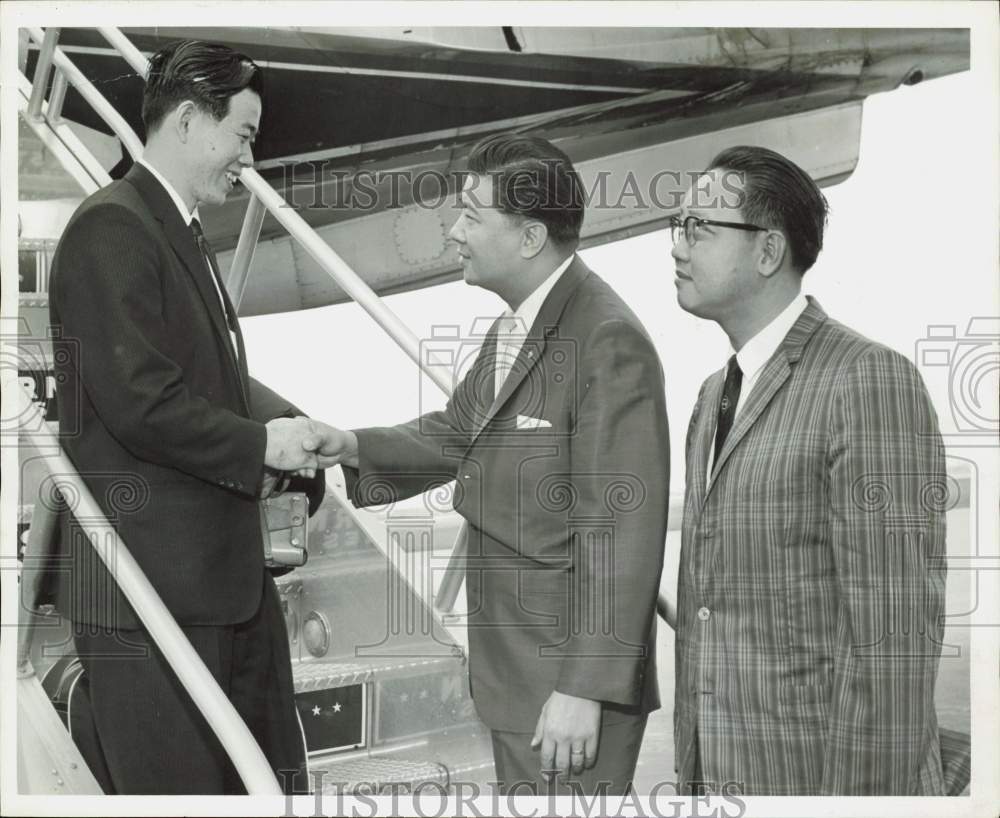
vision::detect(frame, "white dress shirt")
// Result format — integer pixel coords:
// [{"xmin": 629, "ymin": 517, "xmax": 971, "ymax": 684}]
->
[
  {"xmin": 494, "ymin": 255, "xmax": 574, "ymax": 398},
  {"xmin": 732, "ymin": 292, "xmax": 809, "ymax": 420},
  {"xmin": 137, "ymin": 158, "xmax": 239, "ymax": 358},
  {"xmin": 708, "ymin": 292, "xmax": 808, "ymax": 478}
]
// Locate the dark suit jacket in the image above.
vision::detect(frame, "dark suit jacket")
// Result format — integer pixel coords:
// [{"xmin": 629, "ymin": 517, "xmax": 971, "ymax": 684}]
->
[
  {"xmin": 48, "ymin": 163, "xmax": 322, "ymax": 630},
  {"xmin": 346, "ymin": 258, "xmax": 671, "ymax": 732},
  {"xmin": 675, "ymin": 298, "xmax": 948, "ymax": 794}
]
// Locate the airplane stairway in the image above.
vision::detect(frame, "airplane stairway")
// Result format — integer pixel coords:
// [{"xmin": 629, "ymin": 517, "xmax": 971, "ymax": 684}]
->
[
  {"xmin": 14, "ymin": 37, "xmax": 494, "ymax": 794},
  {"xmin": 16, "ymin": 247, "xmax": 494, "ymax": 793},
  {"xmin": 17, "ymin": 333, "xmax": 494, "ymax": 795},
  {"xmin": 20, "ymin": 483, "xmax": 496, "ymax": 794}
]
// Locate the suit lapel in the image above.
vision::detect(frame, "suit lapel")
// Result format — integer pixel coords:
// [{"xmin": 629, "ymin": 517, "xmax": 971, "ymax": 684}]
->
[
  {"xmin": 472, "ymin": 321, "xmax": 503, "ymax": 431},
  {"xmin": 468, "ymin": 258, "xmax": 589, "ymax": 446},
  {"xmin": 706, "ymin": 355, "xmax": 791, "ymax": 494},
  {"xmin": 705, "ymin": 298, "xmax": 829, "ymax": 498},
  {"xmin": 690, "ymin": 368, "xmax": 725, "ymax": 516},
  {"xmin": 125, "ymin": 164, "xmax": 249, "ymax": 412}
]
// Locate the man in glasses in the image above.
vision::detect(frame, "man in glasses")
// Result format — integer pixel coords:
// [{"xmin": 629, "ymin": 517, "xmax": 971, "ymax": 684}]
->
[{"xmin": 670, "ymin": 146, "xmax": 949, "ymax": 794}]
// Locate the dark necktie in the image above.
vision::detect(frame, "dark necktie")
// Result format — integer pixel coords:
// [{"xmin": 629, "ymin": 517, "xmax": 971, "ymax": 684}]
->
[
  {"xmin": 190, "ymin": 217, "xmax": 237, "ymax": 334},
  {"xmin": 714, "ymin": 355, "xmax": 742, "ymax": 465}
]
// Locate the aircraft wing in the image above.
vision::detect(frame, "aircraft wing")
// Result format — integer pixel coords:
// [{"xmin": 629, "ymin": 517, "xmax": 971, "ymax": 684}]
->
[{"xmin": 27, "ymin": 27, "xmax": 969, "ymax": 315}]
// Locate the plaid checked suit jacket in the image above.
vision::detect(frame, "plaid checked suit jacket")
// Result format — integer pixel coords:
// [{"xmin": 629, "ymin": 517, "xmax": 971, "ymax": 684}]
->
[{"xmin": 674, "ymin": 298, "xmax": 949, "ymax": 795}]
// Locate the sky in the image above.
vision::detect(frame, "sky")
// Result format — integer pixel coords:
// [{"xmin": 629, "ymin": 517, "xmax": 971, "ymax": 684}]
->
[{"xmin": 240, "ymin": 67, "xmax": 997, "ymax": 491}]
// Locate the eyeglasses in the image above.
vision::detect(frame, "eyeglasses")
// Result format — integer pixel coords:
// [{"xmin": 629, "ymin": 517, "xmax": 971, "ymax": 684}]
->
[{"xmin": 669, "ymin": 214, "xmax": 768, "ymax": 247}]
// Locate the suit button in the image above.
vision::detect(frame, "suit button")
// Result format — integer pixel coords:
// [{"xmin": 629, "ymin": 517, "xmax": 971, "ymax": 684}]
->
[
  {"xmin": 463, "ymin": 474, "xmax": 470, "ymax": 480},
  {"xmin": 702, "ymin": 527, "xmax": 714, "ymax": 539},
  {"xmin": 697, "ymin": 607, "xmax": 711, "ymax": 621}
]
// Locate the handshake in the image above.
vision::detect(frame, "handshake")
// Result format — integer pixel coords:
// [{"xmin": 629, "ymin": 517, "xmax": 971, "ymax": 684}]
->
[{"xmin": 263, "ymin": 417, "xmax": 359, "ymax": 479}]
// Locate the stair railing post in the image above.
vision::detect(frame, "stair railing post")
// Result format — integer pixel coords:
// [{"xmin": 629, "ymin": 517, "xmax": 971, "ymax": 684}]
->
[
  {"xmin": 26, "ymin": 27, "xmax": 60, "ymax": 121},
  {"xmin": 227, "ymin": 193, "xmax": 266, "ymax": 311},
  {"xmin": 47, "ymin": 68, "xmax": 68, "ymax": 123}
]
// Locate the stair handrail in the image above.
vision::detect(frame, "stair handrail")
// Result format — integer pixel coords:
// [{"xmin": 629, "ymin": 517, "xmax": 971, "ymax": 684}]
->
[
  {"xmin": 26, "ymin": 28, "xmax": 143, "ymax": 161},
  {"xmin": 90, "ymin": 25, "xmax": 452, "ymax": 395}
]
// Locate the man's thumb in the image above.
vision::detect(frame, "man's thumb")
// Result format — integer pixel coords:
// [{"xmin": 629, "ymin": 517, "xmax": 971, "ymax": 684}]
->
[{"xmin": 530, "ymin": 713, "xmax": 544, "ymax": 749}]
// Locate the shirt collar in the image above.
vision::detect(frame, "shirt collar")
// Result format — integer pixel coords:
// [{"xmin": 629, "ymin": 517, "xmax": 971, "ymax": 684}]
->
[
  {"xmin": 500, "ymin": 255, "xmax": 575, "ymax": 336},
  {"xmin": 137, "ymin": 157, "xmax": 199, "ymax": 226},
  {"xmin": 734, "ymin": 292, "xmax": 809, "ymax": 383}
]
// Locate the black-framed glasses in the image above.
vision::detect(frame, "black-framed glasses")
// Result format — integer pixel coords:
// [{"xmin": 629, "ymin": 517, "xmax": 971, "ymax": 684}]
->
[{"xmin": 669, "ymin": 214, "xmax": 768, "ymax": 247}]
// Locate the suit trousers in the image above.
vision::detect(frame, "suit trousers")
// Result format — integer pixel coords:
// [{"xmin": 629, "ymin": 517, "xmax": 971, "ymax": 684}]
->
[
  {"xmin": 490, "ymin": 714, "xmax": 647, "ymax": 796},
  {"xmin": 72, "ymin": 572, "xmax": 307, "ymax": 794}
]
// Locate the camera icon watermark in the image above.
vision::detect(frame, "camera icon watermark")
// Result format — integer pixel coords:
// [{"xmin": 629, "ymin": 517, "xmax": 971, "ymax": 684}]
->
[
  {"xmin": 417, "ymin": 318, "xmax": 579, "ymax": 439},
  {"xmin": 349, "ymin": 474, "xmax": 472, "ymax": 658},
  {"xmin": 0, "ymin": 318, "xmax": 79, "ymax": 446},
  {"xmin": 915, "ymin": 317, "xmax": 999, "ymax": 447}
]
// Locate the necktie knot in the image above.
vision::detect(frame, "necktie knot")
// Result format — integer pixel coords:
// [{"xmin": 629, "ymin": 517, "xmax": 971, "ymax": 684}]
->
[
  {"xmin": 497, "ymin": 312, "xmax": 518, "ymax": 335},
  {"xmin": 190, "ymin": 217, "xmax": 206, "ymax": 243},
  {"xmin": 494, "ymin": 312, "xmax": 523, "ymax": 398},
  {"xmin": 727, "ymin": 353, "xmax": 741, "ymax": 378}
]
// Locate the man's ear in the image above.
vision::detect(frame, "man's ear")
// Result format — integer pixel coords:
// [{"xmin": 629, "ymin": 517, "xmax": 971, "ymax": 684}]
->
[
  {"xmin": 757, "ymin": 230, "xmax": 788, "ymax": 278},
  {"xmin": 521, "ymin": 220, "xmax": 548, "ymax": 259},
  {"xmin": 174, "ymin": 100, "xmax": 198, "ymax": 144}
]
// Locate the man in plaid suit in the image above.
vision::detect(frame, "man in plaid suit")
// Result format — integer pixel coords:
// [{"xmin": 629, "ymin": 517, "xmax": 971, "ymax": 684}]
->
[{"xmin": 670, "ymin": 146, "xmax": 949, "ymax": 794}]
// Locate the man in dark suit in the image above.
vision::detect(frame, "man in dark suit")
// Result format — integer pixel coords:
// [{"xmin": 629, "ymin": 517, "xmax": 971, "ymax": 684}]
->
[
  {"xmin": 48, "ymin": 41, "xmax": 323, "ymax": 794},
  {"xmin": 671, "ymin": 146, "xmax": 949, "ymax": 794},
  {"xmin": 303, "ymin": 135, "xmax": 670, "ymax": 794}
]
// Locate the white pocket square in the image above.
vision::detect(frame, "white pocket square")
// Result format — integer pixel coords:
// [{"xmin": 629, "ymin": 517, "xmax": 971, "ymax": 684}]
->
[{"xmin": 516, "ymin": 414, "xmax": 552, "ymax": 430}]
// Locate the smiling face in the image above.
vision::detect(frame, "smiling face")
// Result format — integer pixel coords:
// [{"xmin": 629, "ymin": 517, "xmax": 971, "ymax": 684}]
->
[
  {"xmin": 186, "ymin": 88, "xmax": 260, "ymax": 208},
  {"xmin": 448, "ymin": 174, "xmax": 526, "ymax": 295},
  {"xmin": 671, "ymin": 170, "xmax": 764, "ymax": 323}
]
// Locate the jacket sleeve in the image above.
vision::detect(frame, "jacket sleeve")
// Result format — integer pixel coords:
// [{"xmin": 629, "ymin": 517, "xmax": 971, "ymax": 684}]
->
[
  {"xmin": 247, "ymin": 377, "xmax": 298, "ymax": 422},
  {"xmin": 821, "ymin": 347, "xmax": 947, "ymax": 794},
  {"xmin": 554, "ymin": 319, "xmax": 671, "ymax": 706},
  {"xmin": 51, "ymin": 203, "xmax": 265, "ymax": 496},
  {"xmin": 247, "ymin": 377, "xmax": 327, "ymax": 514},
  {"xmin": 344, "ymin": 337, "xmax": 491, "ymax": 506}
]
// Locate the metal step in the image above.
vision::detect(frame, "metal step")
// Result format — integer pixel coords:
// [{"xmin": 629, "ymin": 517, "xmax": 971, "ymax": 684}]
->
[
  {"xmin": 310, "ymin": 755, "xmax": 449, "ymax": 794},
  {"xmin": 307, "ymin": 725, "xmax": 495, "ymax": 794},
  {"xmin": 293, "ymin": 654, "xmax": 462, "ymax": 694}
]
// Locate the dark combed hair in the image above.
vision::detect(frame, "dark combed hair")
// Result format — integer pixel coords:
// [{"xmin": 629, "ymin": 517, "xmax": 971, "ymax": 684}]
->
[
  {"xmin": 466, "ymin": 134, "xmax": 585, "ymax": 247},
  {"xmin": 141, "ymin": 40, "xmax": 263, "ymax": 136},
  {"xmin": 708, "ymin": 145, "xmax": 829, "ymax": 274}
]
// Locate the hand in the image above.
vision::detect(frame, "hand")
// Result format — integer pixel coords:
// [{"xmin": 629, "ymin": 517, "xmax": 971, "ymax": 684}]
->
[
  {"xmin": 301, "ymin": 421, "xmax": 359, "ymax": 469},
  {"xmin": 264, "ymin": 417, "xmax": 319, "ymax": 472},
  {"xmin": 530, "ymin": 690, "xmax": 601, "ymax": 781}
]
